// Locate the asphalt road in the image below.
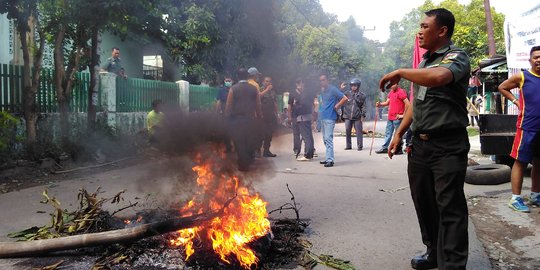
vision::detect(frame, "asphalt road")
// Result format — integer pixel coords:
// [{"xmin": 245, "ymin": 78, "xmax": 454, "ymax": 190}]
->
[{"xmin": 0, "ymin": 121, "xmax": 494, "ymax": 269}]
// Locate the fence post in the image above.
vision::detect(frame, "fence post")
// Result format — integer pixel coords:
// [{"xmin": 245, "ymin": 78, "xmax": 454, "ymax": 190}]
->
[
  {"xmin": 100, "ymin": 72, "xmax": 117, "ymax": 127},
  {"xmin": 176, "ymin": 80, "xmax": 189, "ymax": 113}
]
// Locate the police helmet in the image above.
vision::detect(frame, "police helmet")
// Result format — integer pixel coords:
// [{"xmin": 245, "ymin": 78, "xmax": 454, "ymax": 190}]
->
[{"xmin": 349, "ymin": 78, "xmax": 361, "ymax": 87}]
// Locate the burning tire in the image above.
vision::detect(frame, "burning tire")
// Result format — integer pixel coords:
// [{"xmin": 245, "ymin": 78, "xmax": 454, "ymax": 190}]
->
[{"xmin": 465, "ymin": 164, "xmax": 511, "ymax": 185}]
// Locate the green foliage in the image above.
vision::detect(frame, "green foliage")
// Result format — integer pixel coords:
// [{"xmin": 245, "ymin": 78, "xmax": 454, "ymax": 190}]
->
[
  {"xmin": 0, "ymin": 112, "xmax": 21, "ymax": 161},
  {"xmin": 449, "ymin": 0, "xmax": 506, "ymax": 66},
  {"xmin": 383, "ymin": 0, "xmax": 506, "ymax": 74}
]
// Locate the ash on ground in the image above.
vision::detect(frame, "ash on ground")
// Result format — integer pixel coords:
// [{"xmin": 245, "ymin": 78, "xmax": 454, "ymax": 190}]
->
[{"xmin": 13, "ymin": 213, "xmax": 309, "ymax": 270}]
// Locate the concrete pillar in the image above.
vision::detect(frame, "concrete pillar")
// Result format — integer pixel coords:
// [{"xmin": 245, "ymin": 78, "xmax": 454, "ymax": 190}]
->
[
  {"xmin": 176, "ymin": 80, "xmax": 189, "ymax": 113},
  {"xmin": 100, "ymin": 72, "xmax": 117, "ymax": 127}
]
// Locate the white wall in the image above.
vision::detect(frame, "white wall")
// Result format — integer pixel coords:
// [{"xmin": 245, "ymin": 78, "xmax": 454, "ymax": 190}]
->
[{"xmin": 0, "ymin": 14, "xmax": 14, "ymax": 64}]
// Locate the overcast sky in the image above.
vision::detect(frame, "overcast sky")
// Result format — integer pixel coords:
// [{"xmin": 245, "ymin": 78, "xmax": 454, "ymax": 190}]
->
[{"xmin": 318, "ymin": 0, "xmax": 533, "ymax": 42}]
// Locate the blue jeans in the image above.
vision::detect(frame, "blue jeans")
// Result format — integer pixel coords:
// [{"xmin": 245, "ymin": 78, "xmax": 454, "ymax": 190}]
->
[
  {"xmin": 321, "ymin": 119, "xmax": 336, "ymax": 162},
  {"xmin": 382, "ymin": 119, "xmax": 403, "ymax": 149}
]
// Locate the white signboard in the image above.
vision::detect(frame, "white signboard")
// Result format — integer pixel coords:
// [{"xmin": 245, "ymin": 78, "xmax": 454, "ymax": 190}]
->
[{"xmin": 504, "ymin": 4, "xmax": 540, "ymax": 69}]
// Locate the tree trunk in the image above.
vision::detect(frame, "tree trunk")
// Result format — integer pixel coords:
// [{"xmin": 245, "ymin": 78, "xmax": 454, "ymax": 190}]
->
[
  {"xmin": 483, "ymin": 0, "xmax": 497, "ymax": 57},
  {"xmin": 54, "ymin": 23, "xmax": 84, "ymax": 147},
  {"xmin": 20, "ymin": 24, "xmax": 36, "ymax": 147},
  {"xmin": 87, "ymin": 28, "xmax": 100, "ymax": 131},
  {"xmin": 0, "ymin": 211, "xmax": 219, "ymax": 258},
  {"xmin": 19, "ymin": 15, "xmax": 44, "ymax": 157},
  {"xmin": 54, "ymin": 24, "xmax": 69, "ymax": 146}
]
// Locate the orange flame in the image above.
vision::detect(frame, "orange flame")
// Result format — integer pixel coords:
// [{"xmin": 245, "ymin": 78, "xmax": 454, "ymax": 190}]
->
[{"xmin": 169, "ymin": 153, "xmax": 271, "ymax": 269}]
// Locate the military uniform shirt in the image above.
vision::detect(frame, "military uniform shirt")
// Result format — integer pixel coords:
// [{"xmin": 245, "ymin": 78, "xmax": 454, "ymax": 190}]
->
[
  {"xmin": 102, "ymin": 57, "xmax": 123, "ymax": 75},
  {"xmin": 412, "ymin": 44, "xmax": 470, "ymax": 133}
]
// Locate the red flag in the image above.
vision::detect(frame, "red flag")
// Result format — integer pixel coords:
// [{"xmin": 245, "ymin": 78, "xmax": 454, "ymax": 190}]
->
[{"xmin": 410, "ymin": 35, "xmax": 427, "ymax": 100}]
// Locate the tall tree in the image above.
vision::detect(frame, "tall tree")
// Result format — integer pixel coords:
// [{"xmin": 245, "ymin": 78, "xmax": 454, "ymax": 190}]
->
[
  {"xmin": 0, "ymin": 0, "xmax": 45, "ymax": 154},
  {"xmin": 78, "ymin": 0, "xmax": 167, "ymax": 130},
  {"xmin": 39, "ymin": 0, "xmax": 87, "ymax": 145},
  {"xmin": 448, "ymin": 0, "xmax": 505, "ymax": 65},
  {"xmin": 383, "ymin": 0, "xmax": 505, "ymax": 74}
]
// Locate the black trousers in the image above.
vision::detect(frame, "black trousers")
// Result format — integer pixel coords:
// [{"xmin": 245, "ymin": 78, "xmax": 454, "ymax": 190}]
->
[
  {"xmin": 298, "ymin": 120, "xmax": 314, "ymax": 158},
  {"xmin": 229, "ymin": 116, "xmax": 256, "ymax": 170},
  {"xmin": 292, "ymin": 119, "xmax": 301, "ymax": 154},
  {"xmin": 261, "ymin": 114, "xmax": 276, "ymax": 152},
  {"xmin": 344, "ymin": 119, "xmax": 363, "ymax": 149},
  {"xmin": 408, "ymin": 130, "xmax": 470, "ymax": 270}
]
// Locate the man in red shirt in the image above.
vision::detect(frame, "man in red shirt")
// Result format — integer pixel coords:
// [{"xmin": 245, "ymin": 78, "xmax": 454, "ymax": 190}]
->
[{"xmin": 375, "ymin": 83, "xmax": 410, "ymax": 154}]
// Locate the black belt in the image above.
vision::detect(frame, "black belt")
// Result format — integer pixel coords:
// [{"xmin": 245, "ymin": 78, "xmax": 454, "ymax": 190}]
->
[{"xmin": 414, "ymin": 128, "xmax": 465, "ymax": 141}]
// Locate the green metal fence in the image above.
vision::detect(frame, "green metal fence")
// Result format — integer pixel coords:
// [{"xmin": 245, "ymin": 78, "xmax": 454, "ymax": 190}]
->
[
  {"xmin": 186, "ymin": 85, "xmax": 285, "ymax": 112},
  {"xmin": 189, "ymin": 85, "xmax": 219, "ymax": 111},
  {"xmin": 0, "ymin": 64, "xmax": 23, "ymax": 112},
  {"xmin": 1, "ymin": 64, "xmax": 94, "ymax": 113},
  {"xmin": 38, "ymin": 67, "xmax": 56, "ymax": 113},
  {"xmin": 116, "ymin": 77, "xmax": 179, "ymax": 112},
  {"xmin": 1, "ymin": 64, "xmax": 243, "ymax": 114}
]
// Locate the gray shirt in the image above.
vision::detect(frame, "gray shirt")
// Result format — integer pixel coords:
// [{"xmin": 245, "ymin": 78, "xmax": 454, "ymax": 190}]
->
[{"xmin": 102, "ymin": 57, "xmax": 123, "ymax": 75}]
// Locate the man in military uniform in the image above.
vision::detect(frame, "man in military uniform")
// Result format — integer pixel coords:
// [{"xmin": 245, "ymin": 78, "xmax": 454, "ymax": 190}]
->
[
  {"xmin": 259, "ymin": 76, "xmax": 278, "ymax": 157},
  {"xmin": 101, "ymin": 47, "xmax": 126, "ymax": 77},
  {"xmin": 379, "ymin": 8, "xmax": 470, "ymax": 270}
]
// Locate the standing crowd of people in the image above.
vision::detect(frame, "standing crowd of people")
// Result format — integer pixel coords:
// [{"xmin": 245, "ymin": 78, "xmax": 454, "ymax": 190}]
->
[
  {"xmin": 138, "ymin": 7, "xmax": 539, "ymax": 270},
  {"xmin": 215, "ymin": 67, "xmax": 374, "ymax": 170}
]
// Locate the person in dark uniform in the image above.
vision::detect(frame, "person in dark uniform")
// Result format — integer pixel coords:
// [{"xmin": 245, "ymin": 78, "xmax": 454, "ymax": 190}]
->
[
  {"xmin": 379, "ymin": 8, "xmax": 470, "ymax": 270},
  {"xmin": 225, "ymin": 68, "xmax": 262, "ymax": 171},
  {"xmin": 259, "ymin": 76, "xmax": 278, "ymax": 157},
  {"xmin": 101, "ymin": 47, "xmax": 126, "ymax": 77},
  {"xmin": 342, "ymin": 78, "xmax": 366, "ymax": 151}
]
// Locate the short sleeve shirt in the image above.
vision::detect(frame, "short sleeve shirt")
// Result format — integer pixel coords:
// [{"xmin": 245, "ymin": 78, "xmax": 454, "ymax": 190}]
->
[
  {"xmin": 412, "ymin": 44, "xmax": 470, "ymax": 133},
  {"xmin": 102, "ymin": 57, "xmax": 123, "ymax": 75},
  {"xmin": 387, "ymin": 88, "xmax": 407, "ymax": 120},
  {"xmin": 320, "ymin": 85, "xmax": 345, "ymax": 120},
  {"xmin": 289, "ymin": 89, "xmax": 314, "ymax": 117},
  {"xmin": 147, "ymin": 110, "xmax": 164, "ymax": 135}
]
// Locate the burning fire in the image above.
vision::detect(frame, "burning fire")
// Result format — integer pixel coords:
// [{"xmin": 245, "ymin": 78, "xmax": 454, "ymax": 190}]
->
[
  {"xmin": 123, "ymin": 215, "xmax": 143, "ymax": 225},
  {"xmin": 169, "ymin": 153, "xmax": 271, "ymax": 269}
]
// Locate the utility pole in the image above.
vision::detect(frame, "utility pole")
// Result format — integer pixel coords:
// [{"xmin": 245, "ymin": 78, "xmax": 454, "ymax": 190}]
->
[{"xmin": 483, "ymin": 0, "xmax": 497, "ymax": 57}]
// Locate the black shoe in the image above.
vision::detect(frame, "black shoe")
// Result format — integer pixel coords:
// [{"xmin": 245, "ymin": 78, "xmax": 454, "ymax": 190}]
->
[
  {"xmin": 324, "ymin": 161, "xmax": 334, "ymax": 167},
  {"xmin": 375, "ymin": 148, "xmax": 388, "ymax": 154},
  {"xmin": 320, "ymin": 160, "xmax": 328, "ymax": 164},
  {"xmin": 263, "ymin": 151, "xmax": 276, "ymax": 157},
  {"xmin": 344, "ymin": 147, "xmax": 352, "ymax": 150},
  {"xmin": 357, "ymin": 147, "xmax": 363, "ymax": 151},
  {"xmin": 411, "ymin": 252, "xmax": 437, "ymax": 270}
]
